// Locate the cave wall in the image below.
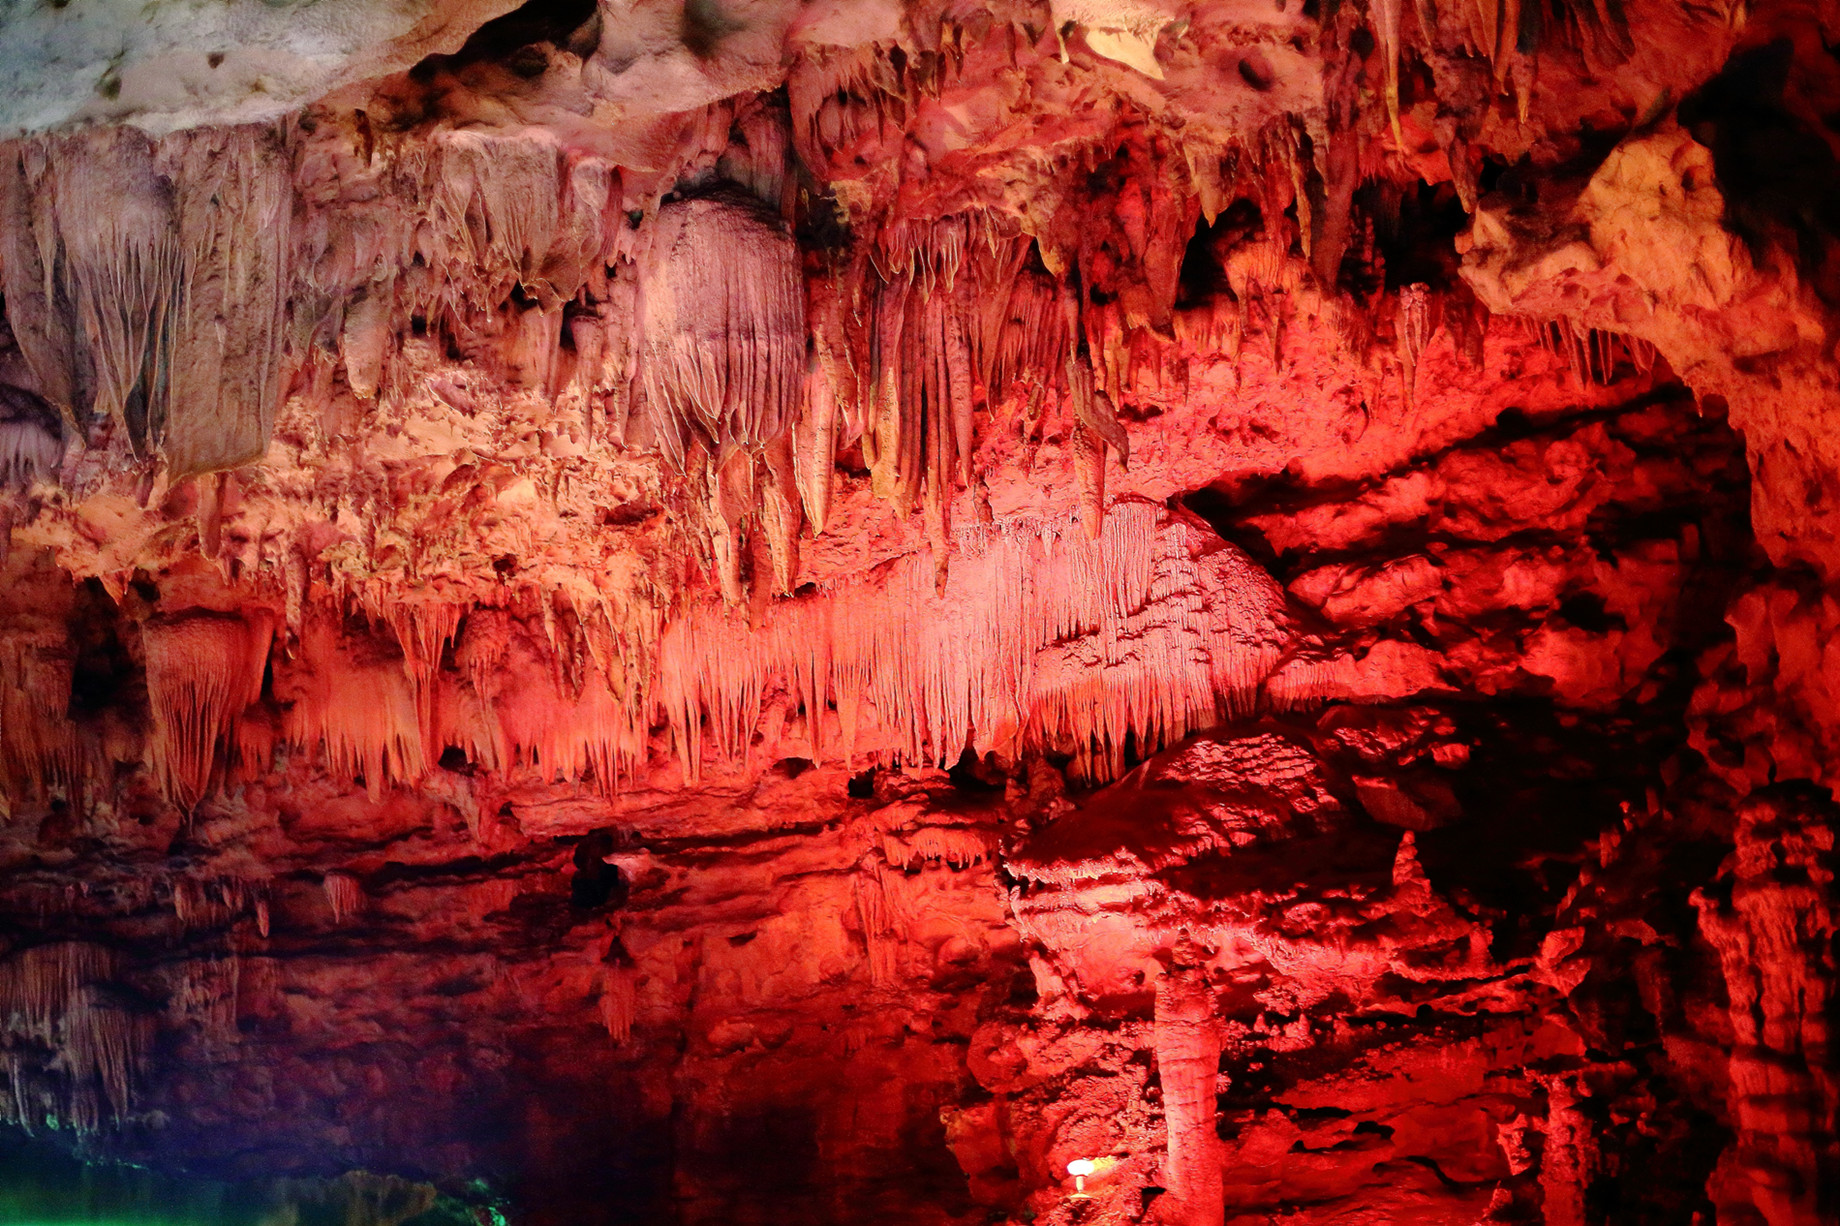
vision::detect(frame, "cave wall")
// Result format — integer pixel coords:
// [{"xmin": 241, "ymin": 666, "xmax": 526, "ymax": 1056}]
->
[{"xmin": 1, "ymin": 0, "xmax": 1839, "ymax": 1223}]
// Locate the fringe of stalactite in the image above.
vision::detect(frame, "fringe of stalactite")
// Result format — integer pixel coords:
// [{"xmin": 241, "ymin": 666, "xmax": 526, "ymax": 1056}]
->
[
  {"xmin": 297, "ymin": 126, "xmax": 619, "ymax": 379},
  {"xmin": 159, "ymin": 126, "xmax": 291, "ymax": 478},
  {"xmin": 171, "ymin": 875, "xmax": 258, "ymax": 934},
  {"xmin": 322, "ymin": 873, "xmax": 364, "ymax": 925},
  {"xmin": 600, "ymin": 964, "xmax": 639, "ymax": 1044},
  {"xmin": 635, "ymin": 191, "xmax": 805, "ymax": 466},
  {"xmin": 453, "ymin": 607, "xmax": 650, "ymax": 790},
  {"xmin": 787, "ymin": 42, "xmax": 908, "ymax": 176},
  {"xmin": 0, "ymin": 629, "xmax": 78, "ymax": 804},
  {"xmin": 880, "ymin": 826, "xmax": 996, "ymax": 871},
  {"xmin": 633, "ymin": 190, "xmax": 806, "ymax": 601},
  {"xmin": 142, "ymin": 611, "xmax": 274, "ymax": 809},
  {"xmin": 0, "ymin": 942, "xmax": 143, "ymax": 1132},
  {"xmin": 1528, "ymin": 317, "xmax": 1657, "ymax": 386},
  {"xmin": 656, "ymin": 502, "xmax": 1291, "ymax": 784},
  {"xmin": 0, "ymin": 126, "xmax": 289, "ymax": 474},
  {"xmin": 802, "ymin": 212, "xmax": 1142, "ymax": 550},
  {"xmin": 0, "ymin": 386, "xmax": 63, "ymax": 488},
  {"xmin": 280, "ymin": 616, "xmax": 426, "ymax": 800},
  {"xmin": 340, "ymin": 570, "xmax": 661, "ymax": 712},
  {"xmin": 279, "ymin": 598, "xmax": 650, "ymax": 799},
  {"xmin": 171, "ymin": 955, "xmax": 242, "ymax": 1048},
  {"xmin": 852, "ymin": 859, "xmax": 908, "ymax": 988}
]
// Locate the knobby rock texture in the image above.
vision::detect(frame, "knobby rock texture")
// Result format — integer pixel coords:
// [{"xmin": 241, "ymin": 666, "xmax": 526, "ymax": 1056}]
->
[{"xmin": 0, "ymin": 0, "xmax": 1836, "ymax": 1224}]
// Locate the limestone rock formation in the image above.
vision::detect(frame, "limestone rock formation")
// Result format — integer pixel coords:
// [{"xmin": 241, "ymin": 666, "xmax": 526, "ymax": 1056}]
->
[{"xmin": 0, "ymin": 0, "xmax": 1837, "ymax": 1223}]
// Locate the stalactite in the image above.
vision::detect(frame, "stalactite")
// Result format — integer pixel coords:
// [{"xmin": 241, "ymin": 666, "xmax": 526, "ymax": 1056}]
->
[
  {"xmin": 424, "ymin": 129, "xmax": 609, "ymax": 313},
  {"xmin": 341, "ymin": 281, "xmax": 393, "ymax": 401},
  {"xmin": 759, "ymin": 431, "xmax": 804, "ymax": 596},
  {"xmin": 279, "ymin": 616, "xmax": 425, "ymax": 799},
  {"xmin": 1529, "ymin": 317, "xmax": 1655, "ymax": 386},
  {"xmin": 142, "ymin": 611, "xmax": 274, "ymax": 808},
  {"xmin": 0, "ymin": 622, "xmax": 76, "ymax": 801},
  {"xmin": 0, "ymin": 943, "xmax": 142, "ymax": 1130},
  {"xmin": 157, "ymin": 126, "xmax": 291, "ymax": 478},
  {"xmin": 852, "ymin": 856, "xmax": 907, "ymax": 987},
  {"xmin": 794, "ymin": 362, "xmax": 839, "ymax": 534},
  {"xmin": 1371, "ymin": 0, "xmax": 1407, "ymax": 144},
  {"xmin": 656, "ymin": 503, "xmax": 1291, "ymax": 783},
  {"xmin": 787, "ymin": 44, "xmax": 894, "ymax": 173},
  {"xmin": 451, "ymin": 608, "xmax": 649, "ymax": 790},
  {"xmin": 880, "ymin": 826, "xmax": 995, "ymax": 870},
  {"xmin": 635, "ymin": 191, "xmax": 804, "ymax": 468},
  {"xmin": 469, "ymin": 661, "xmax": 648, "ymax": 791},
  {"xmin": 0, "ymin": 126, "xmax": 291, "ymax": 471},
  {"xmin": 600, "ymin": 964, "xmax": 638, "ymax": 1043},
  {"xmin": 853, "ymin": 223, "xmax": 1005, "ymax": 521},
  {"xmin": 383, "ymin": 600, "xmax": 465, "ymax": 693},
  {"xmin": 1071, "ymin": 419, "xmax": 1108, "ymax": 542},
  {"xmin": 0, "ymin": 385, "xmax": 62, "ymax": 487},
  {"xmin": 323, "ymin": 873, "xmax": 364, "ymax": 925},
  {"xmin": 172, "ymin": 875, "xmax": 253, "ymax": 933}
]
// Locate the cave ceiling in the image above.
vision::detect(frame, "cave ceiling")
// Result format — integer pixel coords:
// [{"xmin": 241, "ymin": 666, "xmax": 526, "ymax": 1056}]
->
[{"xmin": 0, "ymin": 0, "xmax": 1838, "ymax": 1224}]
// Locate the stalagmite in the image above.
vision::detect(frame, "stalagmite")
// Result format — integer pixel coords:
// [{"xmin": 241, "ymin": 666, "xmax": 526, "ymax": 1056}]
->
[
  {"xmin": 1694, "ymin": 796, "xmax": 1838, "ymax": 1226},
  {"xmin": 1154, "ymin": 955, "xmax": 1223, "ymax": 1226},
  {"xmin": 1396, "ymin": 283, "xmax": 1432, "ymax": 410}
]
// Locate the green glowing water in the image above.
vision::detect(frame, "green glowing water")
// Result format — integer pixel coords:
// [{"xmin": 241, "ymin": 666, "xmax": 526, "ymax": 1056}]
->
[{"xmin": 0, "ymin": 1131, "xmax": 492, "ymax": 1226}]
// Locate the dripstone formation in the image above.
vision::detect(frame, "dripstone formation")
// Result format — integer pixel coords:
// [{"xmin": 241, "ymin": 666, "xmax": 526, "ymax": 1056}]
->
[{"xmin": 0, "ymin": 1, "xmax": 1836, "ymax": 1223}]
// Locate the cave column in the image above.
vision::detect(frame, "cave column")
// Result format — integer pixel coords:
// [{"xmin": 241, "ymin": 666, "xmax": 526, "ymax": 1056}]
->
[
  {"xmin": 1153, "ymin": 954, "xmax": 1222, "ymax": 1226},
  {"xmin": 1694, "ymin": 795, "xmax": 1838, "ymax": 1226}
]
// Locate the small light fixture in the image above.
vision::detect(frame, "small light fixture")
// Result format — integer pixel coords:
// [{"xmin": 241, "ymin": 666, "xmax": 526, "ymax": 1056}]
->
[{"xmin": 1066, "ymin": 1158, "xmax": 1096, "ymax": 1196}]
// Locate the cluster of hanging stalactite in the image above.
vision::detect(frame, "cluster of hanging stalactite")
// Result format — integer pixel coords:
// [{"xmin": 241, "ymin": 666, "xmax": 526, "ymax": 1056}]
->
[
  {"xmin": 655, "ymin": 503, "xmax": 1292, "ymax": 783},
  {"xmin": 0, "ymin": 126, "xmax": 290, "ymax": 476},
  {"xmin": 0, "ymin": 942, "xmax": 143, "ymax": 1133},
  {"xmin": 0, "ymin": 13, "xmax": 1523, "ymax": 612},
  {"xmin": 0, "ymin": 505, "xmax": 1297, "ymax": 810},
  {"xmin": 0, "ymin": 598, "xmax": 78, "ymax": 816},
  {"xmin": 143, "ymin": 610, "xmax": 275, "ymax": 809},
  {"xmin": 0, "ymin": 0, "xmax": 1670, "ymax": 818},
  {"xmin": 304, "ymin": 505, "xmax": 1289, "ymax": 792},
  {"xmin": 1528, "ymin": 317, "xmax": 1661, "ymax": 386}
]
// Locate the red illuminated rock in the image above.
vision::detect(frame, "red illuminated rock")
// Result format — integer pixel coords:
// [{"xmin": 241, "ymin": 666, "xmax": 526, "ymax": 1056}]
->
[{"xmin": 0, "ymin": 0, "xmax": 1835, "ymax": 1222}]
